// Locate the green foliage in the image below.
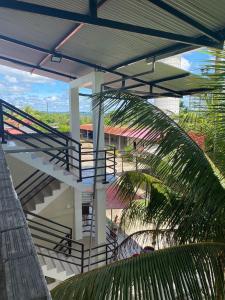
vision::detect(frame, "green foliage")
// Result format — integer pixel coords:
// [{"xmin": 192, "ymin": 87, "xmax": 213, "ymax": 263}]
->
[
  {"xmin": 178, "ymin": 49, "xmax": 225, "ymax": 175},
  {"xmin": 92, "ymin": 90, "xmax": 225, "ymax": 243},
  {"xmin": 52, "ymin": 243, "xmax": 225, "ymax": 300},
  {"xmin": 52, "ymin": 52, "xmax": 225, "ymax": 298},
  {"xmin": 122, "ymin": 144, "xmax": 134, "ymax": 161},
  {"xmin": 21, "ymin": 106, "xmax": 92, "ymax": 132}
]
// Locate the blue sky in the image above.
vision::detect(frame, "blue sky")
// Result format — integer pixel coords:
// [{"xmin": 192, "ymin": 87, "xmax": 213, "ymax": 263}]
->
[{"xmin": 0, "ymin": 49, "xmax": 210, "ymax": 112}]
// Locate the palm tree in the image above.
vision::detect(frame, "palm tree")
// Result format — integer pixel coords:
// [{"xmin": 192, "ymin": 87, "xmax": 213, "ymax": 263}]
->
[{"xmin": 51, "ymin": 53, "xmax": 225, "ymax": 299}]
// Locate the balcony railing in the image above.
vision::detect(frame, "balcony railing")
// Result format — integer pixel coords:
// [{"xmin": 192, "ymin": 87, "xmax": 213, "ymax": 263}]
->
[
  {"xmin": 0, "ymin": 99, "xmax": 116, "ymax": 182},
  {"xmin": 25, "ymin": 210, "xmax": 118, "ymax": 273}
]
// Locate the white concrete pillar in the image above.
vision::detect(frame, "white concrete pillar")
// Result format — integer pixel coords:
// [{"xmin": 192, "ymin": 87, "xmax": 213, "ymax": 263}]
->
[
  {"xmin": 118, "ymin": 136, "xmax": 121, "ymax": 150},
  {"xmin": 94, "ymin": 186, "xmax": 106, "ymax": 245},
  {"xmin": 69, "ymin": 87, "xmax": 80, "ymax": 178},
  {"xmin": 92, "ymin": 71, "xmax": 104, "ymax": 151},
  {"xmin": 91, "ymin": 72, "xmax": 107, "ymax": 246},
  {"xmin": 70, "ymin": 87, "xmax": 83, "ymax": 241},
  {"xmin": 92, "ymin": 71, "xmax": 105, "ymax": 180},
  {"xmin": 69, "ymin": 87, "xmax": 80, "ymax": 142},
  {"xmin": 73, "ymin": 188, "xmax": 83, "ymax": 241}
]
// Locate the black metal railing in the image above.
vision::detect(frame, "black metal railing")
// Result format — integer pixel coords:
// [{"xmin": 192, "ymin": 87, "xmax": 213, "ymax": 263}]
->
[
  {"xmin": 82, "ymin": 214, "xmax": 118, "ymax": 262},
  {"xmin": 25, "ymin": 210, "xmax": 118, "ymax": 273},
  {"xmin": 0, "ymin": 99, "xmax": 116, "ymax": 185}
]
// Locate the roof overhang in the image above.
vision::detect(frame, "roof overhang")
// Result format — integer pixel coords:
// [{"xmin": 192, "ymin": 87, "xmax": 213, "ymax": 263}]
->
[{"xmin": 0, "ymin": 0, "xmax": 223, "ymax": 96}]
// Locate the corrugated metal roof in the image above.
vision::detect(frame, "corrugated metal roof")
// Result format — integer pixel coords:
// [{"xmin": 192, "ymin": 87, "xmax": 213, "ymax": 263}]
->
[
  {"xmin": 0, "ymin": 7, "xmax": 75, "ymax": 49},
  {"xmin": 100, "ymin": 0, "xmax": 200, "ymax": 36},
  {"xmin": 167, "ymin": 0, "xmax": 225, "ymax": 31},
  {"xmin": 104, "ymin": 61, "xmax": 209, "ymax": 95},
  {"xmin": 59, "ymin": 24, "xmax": 174, "ymax": 68},
  {"xmin": 24, "ymin": 0, "xmax": 88, "ymax": 14},
  {"xmin": 0, "ymin": 0, "xmax": 223, "ymax": 96}
]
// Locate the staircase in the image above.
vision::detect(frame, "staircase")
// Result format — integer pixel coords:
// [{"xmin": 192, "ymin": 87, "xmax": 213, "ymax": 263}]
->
[
  {"xmin": 0, "ymin": 99, "xmax": 119, "ymax": 282},
  {"xmin": 16, "ymin": 170, "xmax": 69, "ymax": 213},
  {"xmin": 0, "ymin": 99, "xmax": 116, "ymax": 187},
  {"xmin": 36, "ymin": 245, "xmax": 81, "ymax": 281},
  {"xmin": 24, "ymin": 210, "xmax": 118, "ymax": 281},
  {"xmin": 3, "ymin": 141, "xmax": 88, "ymax": 189}
]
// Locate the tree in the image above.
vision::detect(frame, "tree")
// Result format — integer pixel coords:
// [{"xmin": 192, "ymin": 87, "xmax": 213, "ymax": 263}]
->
[{"xmin": 52, "ymin": 52, "xmax": 225, "ymax": 299}]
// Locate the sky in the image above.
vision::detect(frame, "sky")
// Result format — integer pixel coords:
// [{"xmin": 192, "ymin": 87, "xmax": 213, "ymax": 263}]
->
[{"xmin": 0, "ymin": 49, "xmax": 211, "ymax": 113}]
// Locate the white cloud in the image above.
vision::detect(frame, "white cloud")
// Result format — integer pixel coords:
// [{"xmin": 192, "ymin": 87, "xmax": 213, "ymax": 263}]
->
[
  {"xmin": 10, "ymin": 85, "xmax": 29, "ymax": 93},
  {"xmin": 0, "ymin": 64, "xmax": 54, "ymax": 84},
  {"xmin": 181, "ymin": 57, "xmax": 191, "ymax": 71},
  {"xmin": 5, "ymin": 75, "xmax": 18, "ymax": 83}
]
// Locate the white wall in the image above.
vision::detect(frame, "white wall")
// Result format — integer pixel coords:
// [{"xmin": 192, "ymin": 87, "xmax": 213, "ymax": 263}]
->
[
  {"xmin": 39, "ymin": 187, "xmax": 74, "ymax": 228},
  {"xmin": 154, "ymin": 55, "xmax": 181, "ymax": 115},
  {"xmin": 6, "ymin": 155, "xmax": 36, "ymax": 187}
]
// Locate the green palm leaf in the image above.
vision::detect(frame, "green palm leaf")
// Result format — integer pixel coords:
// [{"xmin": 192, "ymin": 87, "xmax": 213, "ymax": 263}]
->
[
  {"xmin": 93, "ymin": 91, "xmax": 225, "ymax": 241},
  {"xmin": 51, "ymin": 243, "xmax": 225, "ymax": 300},
  {"xmin": 114, "ymin": 229, "xmax": 176, "ymax": 259}
]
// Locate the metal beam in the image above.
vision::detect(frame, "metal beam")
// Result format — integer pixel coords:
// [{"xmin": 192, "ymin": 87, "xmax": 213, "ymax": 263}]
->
[
  {"xmin": 0, "ymin": 34, "xmax": 181, "ymax": 94},
  {"xmin": 0, "ymin": 1, "xmax": 220, "ymax": 48},
  {"xmin": 116, "ymin": 72, "xmax": 190, "ymax": 91},
  {"xmin": 0, "ymin": 55, "xmax": 77, "ymax": 80},
  {"xmin": 89, "ymin": 0, "xmax": 98, "ymax": 18},
  {"xmin": 109, "ymin": 43, "xmax": 195, "ymax": 70},
  {"xmin": 149, "ymin": 0, "xmax": 221, "ymax": 43},
  {"xmin": 31, "ymin": 23, "xmax": 84, "ymax": 73},
  {"xmin": 109, "ymin": 26, "xmax": 225, "ymax": 71},
  {"xmin": 32, "ymin": 0, "xmax": 108, "ymax": 74}
]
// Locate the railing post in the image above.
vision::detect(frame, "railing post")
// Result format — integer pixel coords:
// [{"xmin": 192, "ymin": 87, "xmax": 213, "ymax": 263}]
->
[
  {"xmin": 69, "ymin": 230, "xmax": 72, "ymax": 255},
  {"xmin": 113, "ymin": 147, "xmax": 116, "ymax": 176},
  {"xmin": 66, "ymin": 139, "xmax": 70, "ymax": 171},
  {"xmin": 81, "ymin": 244, "xmax": 84, "ymax": 273},
  {"xmin": 105, "ymin": 244, "xmax": 108, "ymax": 265},
  {"xmin": 78, "ymin": 144, "xmax": 82, "ymax": 182},
  {"xmin": 103, "ymin": 150, "xmax": 107, "ymax": 183},
  {"xmin": 0, "ymin": 102, "xmax": 6, "ymax": 144}
]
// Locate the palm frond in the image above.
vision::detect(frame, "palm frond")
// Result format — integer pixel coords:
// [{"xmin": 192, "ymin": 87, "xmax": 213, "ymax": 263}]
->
[
  {"xmin": 51, "ymin": 243, "xmax": 225, "ymax": 300},
  {"xmin": 114, "ymin": 229, "xmax": 176, "ymax": 260},
  {"xmin": 95, "ymin": 91, "xmax": 225, "ymax": 241}
]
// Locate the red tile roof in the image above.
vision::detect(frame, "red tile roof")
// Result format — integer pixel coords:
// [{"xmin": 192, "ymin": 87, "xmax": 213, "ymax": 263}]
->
[
  {"xmin": 188, "ymin": 131, "xmax": 205, "ymax": 150},
  {"xmin": 80, "ymin": 124, "xmax": 160, "ymax": 141},
  {"xmin": 106, "ymin": 185, "xmax": 142, "ymax": 209}
]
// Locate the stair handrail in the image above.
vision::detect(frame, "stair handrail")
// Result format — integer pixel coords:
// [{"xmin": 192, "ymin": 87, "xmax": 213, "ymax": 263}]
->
[
  {"xmin": 24, "ymin": 210, "xmax": 72, "ymax": 231},
  {"xmin": 0, "ymin": 99, "xmax": 81, "ymax": 146}
]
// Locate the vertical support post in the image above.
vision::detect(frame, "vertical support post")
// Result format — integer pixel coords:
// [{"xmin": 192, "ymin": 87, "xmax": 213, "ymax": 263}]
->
[
  {"xmin": 0, "ymin": 102, "xmax": 6, "ymax": 144},
  {"xmin": 70, "ymin": 86, "xmax": 80, "ymax": 176},
  {"xmin": 105, "ymin": 244, "xmax": 108, "ymax": 265},
  {"xmin": 91, "ymin": 71, "xmax": 106, "ymax": 246},
  {"xmin": 66, "ymin": 139, "xmax": 70, "ymax": 171},
  {"xmin": 68, "ymin": 232, "xmax": 72, "ymax": 255},
  {"xmin": 73, "ymin": 188, "xmax": 83, "ymax": 241},
  {"xmin": 103, "ymin": 150, "xmax": 107, "ymax": 183},
  {"xmin": 118, "ymin": 135, "xmax": 121, "ymax": 150},
  {"xmin": 81, "ymin": 243, "xmax": 84, "ymax": 273},
  {"xmin": 70, "ymin": 87, "xmax": 80, "ymax": 142},
  {"xmin": 78, "ymin": 143, "xmax": 82, "ymax": 182},
  {"xmin": 113, "ymin": 147, "xmax": 116, "ymax": 176},
  {"xmin": 94, "ymin": 187, "xmax": 106, "ymax": 245},
  {"xmin": 92, "ymin": 72, "xmax": 105, "ymax": 180}
]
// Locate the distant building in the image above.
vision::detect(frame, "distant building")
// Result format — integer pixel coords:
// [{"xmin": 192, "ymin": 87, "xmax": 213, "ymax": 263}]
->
[{"xmin": 80, "ymin": 124, "xmax": 160, "ymax": 150}]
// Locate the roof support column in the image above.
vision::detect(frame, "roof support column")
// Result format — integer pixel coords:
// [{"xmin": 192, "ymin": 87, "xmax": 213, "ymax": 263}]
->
[
  {"xmin": 69, "ymin": 87, "xmax": 80, "ymax": 142},
  {"xmin": 91, "ymin": 71, "xmax": 106, "ymax": 246},
  {"xmin": 92, "ymin": 72, "xmax": 105, "ymax": 181},
  {"xmin": 69, "ymin": 87, "xmax": 83, "ymax": 241},
  {"xmin": 72, "ymin": 188, "xmax": 83, "ymax": 241}
]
